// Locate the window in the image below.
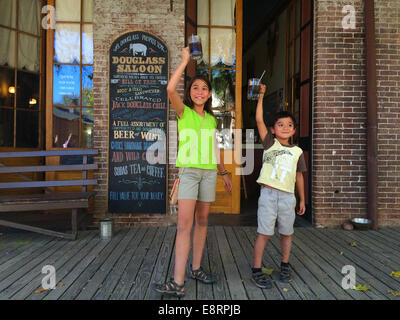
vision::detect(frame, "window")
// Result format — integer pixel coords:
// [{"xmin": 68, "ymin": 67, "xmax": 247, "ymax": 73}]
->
[
  {"xmin": 51, "ymin": 0, "xmax": 93, "ymax": 149},
  {"xmin": 187, "ymin": 0, "xmax": 239, "ymax": 149},
  {"xmin": 0, "ymin": 0, "xmax": 43, "ymax": 148}
]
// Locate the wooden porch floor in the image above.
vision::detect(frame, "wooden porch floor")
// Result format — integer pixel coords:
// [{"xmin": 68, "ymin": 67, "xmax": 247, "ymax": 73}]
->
[{"xmin": 0, "ymin": 225, "xmax": 399, "ymax": 300}]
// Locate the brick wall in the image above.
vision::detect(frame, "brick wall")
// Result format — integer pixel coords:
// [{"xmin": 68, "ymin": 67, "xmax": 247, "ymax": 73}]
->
[
  {"xmin": 92, "ymin": 0, "xmax": 185, "ymax": 227},
  {"xmin": 313, "ymin": 0, "xmax": 400, "ymax": 227}
]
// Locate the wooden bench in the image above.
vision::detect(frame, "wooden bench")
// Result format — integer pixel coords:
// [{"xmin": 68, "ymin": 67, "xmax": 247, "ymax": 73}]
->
[{"xmin": 0, "ymin": 149, "xmax": 98, "ymax": 240}]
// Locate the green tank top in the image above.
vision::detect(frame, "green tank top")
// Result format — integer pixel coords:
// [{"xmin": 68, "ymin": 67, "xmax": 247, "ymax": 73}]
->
[{"xmin": 176, "ymin": 106, "xmax": 218, "ymax": 170}]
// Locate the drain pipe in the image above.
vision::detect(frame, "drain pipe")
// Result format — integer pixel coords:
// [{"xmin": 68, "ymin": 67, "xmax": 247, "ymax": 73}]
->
[{"xmin": 364, "ymin": 0, "xmax": 378, "ymax": 230}]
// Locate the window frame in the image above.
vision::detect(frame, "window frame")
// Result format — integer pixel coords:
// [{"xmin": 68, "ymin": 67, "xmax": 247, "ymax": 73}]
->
[
  {"xmin": 46, "ymin": 0, "xmax": 93, "ymax": 150},
  {"xmin": 0, "ymin": 0, "xmax": 45, "ymax": 149}
]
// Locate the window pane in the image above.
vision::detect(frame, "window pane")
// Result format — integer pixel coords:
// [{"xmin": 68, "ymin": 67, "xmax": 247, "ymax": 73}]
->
[
  {"xmin": 0, "ymin": 28, "xmax": 16, "ymax": 68},
  {"xmin": 0, "ymin": 108, "xmax": 13, "ymax": 147},
  {"xmin": 82, "ymin": 66, "xmax": 93, "ymax": 106},
  {"xmin": 56, "ymin": 0, "xmax": 81, "ymax": 22},
  {"xmin": 210, "ymin": 28, "xmax": 236, "ymax": 67},
  {"xmin": 18, "ymin": 33, "xmax": 40, "ymax": 72},
  {"xmin": 53, "ymin": 65, "xmax": 80, "ymax": 106},
  {"xmin": 0, "ymin": 0, "xmax": 17, "ymax": 28},
  {"xmin": 18, "ymin": 0, "xmax": 41, "ymax": 36},
  {"xmin": 197, "ymin": 0, "xmax": 208, "ymax": 25},
  {"xmin": 0, "ymin": 67, "xmax": 15, "ymax": 107},
  {"xmin": 211, "ymin": 69, "xmax": 235, "ymax": 109},
  {"xmin": 82, "ymin": 24, "xmax": 93, "ymax": 64},
  {"xmin": 82, "ymin": 108, "xmax": 93, "ymax": 147},
  {"xmin": 211, "ymin": 0, "xmax": 236, "ymax": 26},
  {"xmin": 196, "ymin": 68, "xmax": 209, "ymax": 80},
  {"xmin": 16, "ymin": 71, "xmax": 39, "ymax": 110},
  {"xmin": 53, "ymin": 106, "xmax": 80, "ymax": 148},
  {"xmin": 16, "ymin": 110, "xmax": 39, "ymax": 147},
  {"xmin": 197, "ymin": 27, "xmax": 209, "ymax": 67},
  {"xmin": 54, "ymin": 23, "xmax": 80, "ymax": 63},
  {"xmin": 83, "ymin": 0, "xmax": 93, "ymax": 22}
]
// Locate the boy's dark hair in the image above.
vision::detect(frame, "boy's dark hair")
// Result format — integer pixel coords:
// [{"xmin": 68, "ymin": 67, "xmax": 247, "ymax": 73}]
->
[
  {"xmin": 269, "ymin": 111, "xmax": 297, "ymax": 128},
  {"xmin": 183, "ymin": 75, "xmax": 215, "ymax": 117}
]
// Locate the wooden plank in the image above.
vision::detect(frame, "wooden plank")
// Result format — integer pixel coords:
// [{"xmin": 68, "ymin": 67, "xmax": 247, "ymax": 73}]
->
[
  {"xmin": 5, "ymin": 231, "xmax": 95, "ymax": 300},
  {"xmin": 234, "ymin": 227, "xmax": 283, "ymax": 300},
  {"xmin": 0, "ymin": 149, "xmax": 98, "ymax": 158},
  {"xmin": 58, "ymin": 228, "xmax": 129, "ymax": 300},
  {"xmin": 75, "ymin": 228, "xmax": 137, "ymax": 300},
  {"xmin": 214, "ymin": 226, "xmax": 247, "ymax": 299},
  {"xmin": 0, "ymin": 234, "xmax": 55, "ymax": 274},
  {"xmin": 294, "ymin": 228, "xmax": 382, "ymax": 300},
  {"xmin": 243, "ymin": 227, "xmax": 312, "ymax": 300},
  {"xmin": 0, "ymin": 192, "xmax": 95, "ymax": 203},
  {"xmin": 110, "ymin": 227, "xmax": 158, "ymax": 300},
  {"xmin": 324, "ymin": 229, "xmax": 400, "ymax": 287},
  {"xmin": 343, "ymin": 229, "xmax": 400, "ymax": 268},
  {"xmin": 27, "ymin": 231, "xmax": 101, "ymax": 300},
  {"xmin": 206, "ymin": 226, "xmax": 231, "ymax": 300},
  {"xmin": 268, "ymin": 233, "xmax": 335, "ymax": 299},
  {"xmin": 0, "ymin": 237, "xmax": 66, "ymax": 294},
  {"xmin": 0, "ymin": 179, "xmax": 97, "ymax": 189},
  {"xmin": 0, "ymin": 232, "xmax": 42, "ymax": 261},
  {"xmin": 290, "ymin": 232, "xmax": 355, "ymax": 300},
  {"xmin": 0, "ymin": 164, "xmax": 98, "ymax": 173},
  {"xmin": 43, "ymin": 230, "xmax": 116, "ymax": 300},
  {"xmin": 146, "ymin": 226, "xmax": 177, "ymax": 300},
  {"xmin": 224, "ymin": 226, "xmax": 266, "ymax": 300},
  {"xmin": 0, "ymin": 219, "xmax": 78, "ymax": 240},
  {"xmin": 263, "ymin": 229, "xmax": 315, "ymax": 300},
  {"xmin": 93, "ymin": 227, "xmax": 148, "ymax": 300},
  {"xmin": 307, "ymin": 228, "xmax": 398, "ymax": 300},
  {"xmin": 128, "ymin": 227, "xmax": 167, "ymax": 300}
]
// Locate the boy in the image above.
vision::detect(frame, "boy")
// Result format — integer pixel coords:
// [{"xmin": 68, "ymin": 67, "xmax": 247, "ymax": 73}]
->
[{"xmin": 251, "ymin": 84, "xmax": 307, "ymax": 289}]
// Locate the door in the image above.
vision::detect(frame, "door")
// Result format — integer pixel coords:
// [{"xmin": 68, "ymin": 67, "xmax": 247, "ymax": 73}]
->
[
  {"xmin": 286, "ymin": 0, "xmax": 313, "ymax": 222},
  {"xmin": 185, "ymin": 0, "xmax": 243, "ymax": 214}
]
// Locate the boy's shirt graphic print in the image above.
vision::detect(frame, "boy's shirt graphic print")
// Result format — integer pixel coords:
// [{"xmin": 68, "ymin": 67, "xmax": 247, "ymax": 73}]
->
[{"xmin": 257, "ymin": 139, "xmax": 303, "ymax": 194}]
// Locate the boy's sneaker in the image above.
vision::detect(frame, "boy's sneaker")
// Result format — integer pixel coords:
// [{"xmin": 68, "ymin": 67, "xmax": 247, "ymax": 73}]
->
[
  {"xmin": 279, "ymin": 262, "xmax": 292, "ymax": 283},
  {"xmin": 252, "ymin": 270, "xmax": 272, "ymax": 289}
]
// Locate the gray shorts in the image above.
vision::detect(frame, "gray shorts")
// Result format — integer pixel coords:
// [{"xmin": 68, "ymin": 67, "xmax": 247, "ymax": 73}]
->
[
  {"xmin": 177, "ymin": 167, "xmax": 217, "ymax": 202},
  {"xmin": 257, "ymin": 186, "xmax": 296, "ymax": 236}
]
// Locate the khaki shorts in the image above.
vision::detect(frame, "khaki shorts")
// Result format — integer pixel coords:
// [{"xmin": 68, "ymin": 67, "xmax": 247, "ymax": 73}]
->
[
  {"xmin": 177, "ymin": 167, "xmax": 217, "ymax": 202},
  {"xmin": 257, "ymin": 186, "xmax": 296, "ymax": 236}
]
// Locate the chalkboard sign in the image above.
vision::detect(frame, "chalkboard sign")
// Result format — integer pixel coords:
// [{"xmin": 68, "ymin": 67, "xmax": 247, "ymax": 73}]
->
[{"xmin": 108, "ymin": 31, "xmax": 169, "ymax": 214}]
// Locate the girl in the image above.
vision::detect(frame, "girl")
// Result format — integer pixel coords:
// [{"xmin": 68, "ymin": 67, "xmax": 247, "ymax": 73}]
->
[{"xmin": 153, "ymin": 47, "xmax": 232, "ymax": 297}]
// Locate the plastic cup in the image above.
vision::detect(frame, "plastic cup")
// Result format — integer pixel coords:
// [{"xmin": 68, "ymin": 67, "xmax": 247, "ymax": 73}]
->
[
  {"xmin": 188, "ymin": 35, "xmax": 203, "ymax": 60},
  {"xmin": 247, "ymin": 78, "xmax": 261, "ymax": 100}
]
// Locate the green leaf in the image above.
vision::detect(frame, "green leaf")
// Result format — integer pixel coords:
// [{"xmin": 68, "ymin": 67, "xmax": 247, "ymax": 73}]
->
[
  {"xmin": 353, "ymin": 284, "xmax": 371, "ymax": 291},
  {"xmin": 13, "ymin": 241, "xmax": 31, "ymax": 245},
  {"xmin": 389, "ymin": 271, "xmax": 400, "ymax": 278},
  {"xmin": 262, "ymin": 268, "xmax": 274, "ymax": 275},
  {"xmin": 349, "ymin": 242, "xmax": 357, "ymax": 247},
  {"xmin": 388, "ymin": 290, "xmax": 400, "ymax": 296}
]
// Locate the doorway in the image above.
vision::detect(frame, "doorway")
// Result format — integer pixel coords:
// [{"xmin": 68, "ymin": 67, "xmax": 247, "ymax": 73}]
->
[{"xmin": 241, "ymin": 0, "xmax": 313, "ymax": 225}]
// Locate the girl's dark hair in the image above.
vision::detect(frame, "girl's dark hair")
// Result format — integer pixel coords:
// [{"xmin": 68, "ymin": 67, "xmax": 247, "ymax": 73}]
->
[
  {"xmin": 183, "ymin": 75, "xmax": 215, "ymax": 117},
  {"xmin": 270, "ymin": 111, "xmax": 297, "ymax": 128}
]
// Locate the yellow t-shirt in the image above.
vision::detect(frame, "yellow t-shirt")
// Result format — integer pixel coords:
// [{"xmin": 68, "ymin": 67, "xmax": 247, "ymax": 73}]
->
[{"xmin": 256, "ymin": 136, "xmax": 305, "ymax": 194}]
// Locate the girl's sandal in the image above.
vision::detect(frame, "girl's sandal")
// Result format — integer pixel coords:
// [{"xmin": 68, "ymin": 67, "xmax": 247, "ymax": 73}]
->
[{"xmin": 152, "ymin": 278, "xmax": 185, "ymax": 297}]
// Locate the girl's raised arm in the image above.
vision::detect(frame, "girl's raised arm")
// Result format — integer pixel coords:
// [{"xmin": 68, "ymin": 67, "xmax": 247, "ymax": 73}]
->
[{"xmin": 167, "ymin": 47, "xmax": 191, "ymax": 118}]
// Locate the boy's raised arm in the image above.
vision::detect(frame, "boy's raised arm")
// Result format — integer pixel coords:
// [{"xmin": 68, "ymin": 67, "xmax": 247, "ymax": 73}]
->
[
  {"xmin": 167, "ymin": 47, "xmax": 191, "ymax": 118},
  {"xmin": 255, "ymin": 84, "xmax": 268, "ymax": 142}
]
